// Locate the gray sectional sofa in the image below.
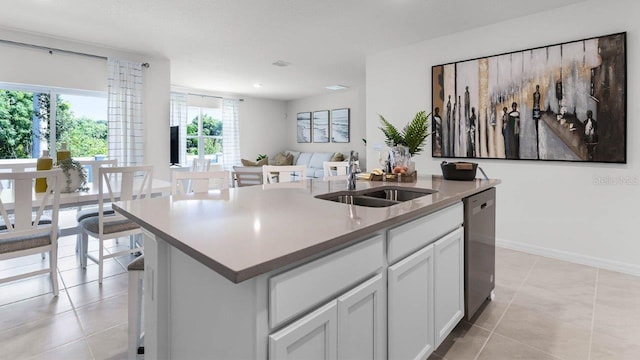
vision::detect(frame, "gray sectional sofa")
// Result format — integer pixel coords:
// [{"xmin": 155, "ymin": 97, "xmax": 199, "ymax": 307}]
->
[{"xmin": 272, "ymin": 150, "xmax": 343, "ymax": 179}]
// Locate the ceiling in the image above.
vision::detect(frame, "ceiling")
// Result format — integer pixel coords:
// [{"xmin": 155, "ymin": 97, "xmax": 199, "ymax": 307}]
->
[{"xmin": 0, "ymin": 0, "xmax": 586, "ymax": 101}]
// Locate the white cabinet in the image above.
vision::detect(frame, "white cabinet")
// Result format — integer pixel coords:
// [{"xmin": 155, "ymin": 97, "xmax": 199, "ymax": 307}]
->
[
  {"xmin": 388, "ymin": 244, "xmax": 435, "ymax": 360},
  {"xmin": 141, "ymin": 229, "xmax": 170, "ymax": 360},
  {"xmin": 386, "ymin": 203, "xmax": 465, "ymax": 360},
  {"xmin": 270, "ymin": 235, "xmax": 384, "ymax": 328},
  {"xmin": 270, "ymin": 274, "xmax": 385, "ymax": 360},
  {"xmin": 337, "ymin": 273, "xmax": 385, "ymax": 360},
  {"xmin": 434, "ymin": 227, "xmax": 465, "ymax": 348},
  {"xmin": 269, "ymin": 300, "xmax": 338, "ymax": 360}
]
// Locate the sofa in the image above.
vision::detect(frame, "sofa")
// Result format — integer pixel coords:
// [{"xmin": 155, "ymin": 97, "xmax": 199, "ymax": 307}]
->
[
  {"xmin": 270, "ymin": 150, "xmax": 345, "ymax": 179},
  {"xmin": 238, "ymin": 150, "xmax": 345, "ymax": 180}
]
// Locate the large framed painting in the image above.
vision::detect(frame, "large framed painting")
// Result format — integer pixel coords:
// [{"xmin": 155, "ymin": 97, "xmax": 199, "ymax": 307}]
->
[
  {"xmin": 431, "ymin": 32, "xmax": 626, "ymax": 163},
  {"xmin": 331, "ymin": 108, "xmax": 350, "ymax": 143},
  {"xmin": 313, "ymin": 110, "xmax": 330, "ymax": 143},
  {"xmin": 297, "ymin": 112, "xmax": 311, "ymax": 143}
]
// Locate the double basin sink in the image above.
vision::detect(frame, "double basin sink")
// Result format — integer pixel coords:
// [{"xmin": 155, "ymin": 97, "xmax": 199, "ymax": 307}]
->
[{"xmin": 315, "ymin": 186, "xmax": 437, "ymax": 208}]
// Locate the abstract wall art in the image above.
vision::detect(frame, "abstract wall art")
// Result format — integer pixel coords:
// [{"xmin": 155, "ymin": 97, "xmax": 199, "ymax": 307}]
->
[{"xmin": 432, "ymin": 32, "xmax": 626, "ymax": 163}]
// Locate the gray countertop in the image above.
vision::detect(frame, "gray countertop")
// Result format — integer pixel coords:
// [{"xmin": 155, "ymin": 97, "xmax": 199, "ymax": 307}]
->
[{"xmin": 113, "ymin": 175, "xmax": 500, "ymax": 283}]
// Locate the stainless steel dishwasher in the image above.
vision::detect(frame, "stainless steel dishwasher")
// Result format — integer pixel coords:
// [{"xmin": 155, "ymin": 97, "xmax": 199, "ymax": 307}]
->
[{"xmin": 463, "ymin": 187, "xmax": 496, "ymax": 320}]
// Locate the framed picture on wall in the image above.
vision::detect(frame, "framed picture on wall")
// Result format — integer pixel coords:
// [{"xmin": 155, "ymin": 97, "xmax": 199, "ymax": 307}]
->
[
  {"xmin": 431, "ymin": 32, "xmax": 626, "ymax": 163},
  {"xmin": 312, "ymin": 110, "xmax": 330, "ymax": 143},
  {"xmin": 297, "ymin": 112, "xmax": 311, "ymax": 143},
  {"xmin": 331, "ymin": 108, "xmax": 350, "ymax": 143}
]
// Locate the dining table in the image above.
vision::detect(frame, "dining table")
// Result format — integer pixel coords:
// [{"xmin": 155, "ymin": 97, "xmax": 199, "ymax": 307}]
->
[{"xmin": 0, "ymin": 177, "xmax": 172, "ymax": 236}]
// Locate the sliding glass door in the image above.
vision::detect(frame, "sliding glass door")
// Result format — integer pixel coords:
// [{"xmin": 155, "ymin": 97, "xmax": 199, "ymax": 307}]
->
[{"xmin": 0, "ymin": 82, "xmax": 107, "ymax": 161}]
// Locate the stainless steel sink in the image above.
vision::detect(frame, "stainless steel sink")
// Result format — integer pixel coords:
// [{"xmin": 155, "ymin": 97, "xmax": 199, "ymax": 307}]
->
[
  {"xmin": 317, "ymin": 194, "xmax": 399, "ymax": 208},
  {"xmin": 358, "ymin": 187, "xmax": 437, "ymax": 202},
  {"xmin": 315, "ymin": 186, "xmax": 437, "ymax": 207}
]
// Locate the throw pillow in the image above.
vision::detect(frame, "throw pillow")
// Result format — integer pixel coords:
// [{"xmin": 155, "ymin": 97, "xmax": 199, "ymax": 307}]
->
[
  {"xmin": 331, "ymin": 152, "xmax": 345, "ymax": 162},
  {"xmin": 241, "ymin": 158, "xmax": 268, "ymax": 166},
  {"xmin": 275, "ymin": 152, "xmax": 294, "ymax": 166}
]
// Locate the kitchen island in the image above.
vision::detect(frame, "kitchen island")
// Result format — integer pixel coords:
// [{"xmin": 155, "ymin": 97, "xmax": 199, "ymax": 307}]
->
[{"xmin": 114, "ymin": 175, "xmax": 500, "ymax": 359}]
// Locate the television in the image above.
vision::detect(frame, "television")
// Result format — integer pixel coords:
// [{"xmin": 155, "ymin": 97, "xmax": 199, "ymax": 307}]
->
[{"xmin": 170, "ymin": 126, "xmax": 179, "ymax": 165}]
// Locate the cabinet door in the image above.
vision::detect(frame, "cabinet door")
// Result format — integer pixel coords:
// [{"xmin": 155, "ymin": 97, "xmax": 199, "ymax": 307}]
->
[
  {"xmin": 434, "ymin": 227, "xmax": 464, "ymax": 347},
  {"xmin": 337, "ymin": 273, "xmax": 385, "ymax": 360},
  {"xmin": 388, "ymin": 244, "xmax": 435, "ymax": 360},
  {"xmin": 269, "ymin": 300, "xmax": 338, "ymax": 360},
  {"xmin": 142, "ymin": 230, "xmax": 170, "ymax": 359}
]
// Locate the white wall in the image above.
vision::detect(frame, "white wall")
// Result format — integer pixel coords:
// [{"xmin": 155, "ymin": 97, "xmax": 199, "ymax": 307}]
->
[
  {"xmin": 286, "ymin": 87, "xmax": 367, "ymax": 168},
  {"xmin": 0, "ymin": 27, "xmax": 171, "ymax": 180},
  {"xmin": 366, "ymin": 0, "xmax": 640, "ymax": 274},
  {"xmin": 238, "ymin": 97, "xmax": 288, "ymax": 161}
]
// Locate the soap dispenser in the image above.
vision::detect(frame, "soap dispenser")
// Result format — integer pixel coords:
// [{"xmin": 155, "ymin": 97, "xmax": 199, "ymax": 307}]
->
[
  {"xmin": 57, "ymin": 142, "xmax": 71, "ymax": 164},
  {"xmin": 35, "ymin": 150, "xmax": 53, "ymax": 193}
]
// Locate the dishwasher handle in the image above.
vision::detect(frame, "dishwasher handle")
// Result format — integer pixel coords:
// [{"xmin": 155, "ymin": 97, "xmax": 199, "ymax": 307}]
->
[{"xmin": 473, "ymin": 199, "xmax": 494, "ymax": 215}]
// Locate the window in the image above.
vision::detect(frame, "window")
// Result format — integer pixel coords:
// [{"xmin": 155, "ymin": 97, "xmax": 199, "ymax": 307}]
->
[
  {"xmin": 0, "ymin": 82, "xmax": 107, "ymax": 160},
  {"xmin": 171, "ymin": 92, "xmax": 239, "ymax": 170},
  {"xmin": 186, "ymin": 106, "xmax": 223, "ymax": 165}
]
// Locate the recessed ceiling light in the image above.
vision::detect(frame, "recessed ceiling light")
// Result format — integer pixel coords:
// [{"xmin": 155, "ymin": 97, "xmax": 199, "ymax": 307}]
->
[
  {"xmin": 325, "ymin": 84, "xmax": 349, "ymax": 91},
  {"xmin": 253, "ymin": 83, "xmax": 262, "ymax": 88},
  {"xmin": 272, "ymin": 60, "xmax": 291, "ymax": 67}
]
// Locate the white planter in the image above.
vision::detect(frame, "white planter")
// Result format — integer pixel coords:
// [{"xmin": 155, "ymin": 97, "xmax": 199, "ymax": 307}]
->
[{"xmin": 62, "ymin": 168, "xmax": 82, "ymax": 193}]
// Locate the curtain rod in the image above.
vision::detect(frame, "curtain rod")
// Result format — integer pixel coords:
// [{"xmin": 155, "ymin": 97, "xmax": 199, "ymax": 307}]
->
[
  {"xmin": 0, "ymin": 38, "xmax": 150, "ymax": 68},
  {"xmin": 187, "ymin": 92, "xmax": 223, "ymax": 99},
  {"xmin": 183, "ymin": 92, "xmax": 245, "ymax": 101}
]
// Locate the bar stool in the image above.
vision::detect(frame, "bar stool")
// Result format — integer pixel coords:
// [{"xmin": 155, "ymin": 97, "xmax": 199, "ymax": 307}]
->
[{"xmin": 128, "ymin": 255, "xmax": 144, "ymax": 359}]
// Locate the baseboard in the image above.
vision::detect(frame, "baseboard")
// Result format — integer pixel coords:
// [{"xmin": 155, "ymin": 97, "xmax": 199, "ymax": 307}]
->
[{"xmin": 496, "ymin": 238, "xmax": 640, "ymax": 277}]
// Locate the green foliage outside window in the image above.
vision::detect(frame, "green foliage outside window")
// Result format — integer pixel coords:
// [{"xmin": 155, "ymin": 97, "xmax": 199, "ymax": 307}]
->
[
  {"xmin": 0, "ymin": 90, "xmax": 34, "ymax": 158},
  {"xmin": 0, "ymin": 90, "xmax": 107, "ymax": 159},
  {"xmin": 186, "ymin": 113, "xmax": 223, "ymax": 156}
]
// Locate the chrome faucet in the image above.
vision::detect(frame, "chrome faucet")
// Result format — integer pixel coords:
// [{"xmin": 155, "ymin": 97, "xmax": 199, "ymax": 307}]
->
[{"xmin": 347, "ymin": 150, "xmax": 358, "ymax": 190}]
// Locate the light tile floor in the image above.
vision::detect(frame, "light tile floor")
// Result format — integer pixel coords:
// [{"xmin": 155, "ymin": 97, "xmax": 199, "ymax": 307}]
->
[
  {"xmin": 1, "ymin": 227, "xmax": 639, "ymax": 359},
  {"xmin": 0, "ymin": 210, "xmax": 138, "ymax": 360},
  {"xmin": 430, "ymin": 247, "xmax": 640, "ymax": 360}
]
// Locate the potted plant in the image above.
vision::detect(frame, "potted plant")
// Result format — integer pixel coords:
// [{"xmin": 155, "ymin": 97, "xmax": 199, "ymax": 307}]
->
[
  {"xmin": 378, "ymin": 110, "xmax": 431, "ymax": 157},
  {"xmin": 378, "ymin": 111, "xmax": 431, "ymax": 175},
  {"xmin": 58, "ymin": 158, "xmax": 88, "ymax": 192}
]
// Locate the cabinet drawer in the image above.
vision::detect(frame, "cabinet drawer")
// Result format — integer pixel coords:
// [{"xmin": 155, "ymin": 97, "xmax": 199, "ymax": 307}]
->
[
  {"xmin": 387, "ymin": 202, "xmax": 462, "ymax": 264},
  {"xmin": 269, "ymin": 234, "xmax": 384, "ymax": 329}
]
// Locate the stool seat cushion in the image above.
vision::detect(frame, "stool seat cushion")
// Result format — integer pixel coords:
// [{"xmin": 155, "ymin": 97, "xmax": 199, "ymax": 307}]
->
[
  {"xmin": 0, "ymin": 233, "xmax": 51, "ymax": 254},
  {"xmin": 80, "ymin": 217, "xmax": 139, "ymax": 235},
  {"xmin": 76, "ymin": 205, "xmax": 115, "ymax": 222},
  {"xmin": 127, "ymin": 255, "xmax": 144, "ymax": 271}
]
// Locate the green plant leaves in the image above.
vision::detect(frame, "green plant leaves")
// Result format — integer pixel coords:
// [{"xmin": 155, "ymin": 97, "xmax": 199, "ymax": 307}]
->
[
  {"xmin": 378, "ymin": 114, "xmax": 403, "ymax": 148},
  {"xmin": 379, "ymin": 111, "xmax": 431, "ymax": 156},
  {"xmin": 403, "ymin": 111, "xmax": 430, "ymax": 156}
]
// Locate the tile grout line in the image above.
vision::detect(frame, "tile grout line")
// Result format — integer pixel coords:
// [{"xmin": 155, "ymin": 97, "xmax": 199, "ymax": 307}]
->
[
  {"xmin": 12, "ymin": 267, "xmax": 88, "ymax": 360},
  {"xmin": 587, "ymin": 268, "xmax": 599, "ymax": 360},
  {"xmin": 472, "ymin": 256, "xmax": 540, "ymax": 360}
]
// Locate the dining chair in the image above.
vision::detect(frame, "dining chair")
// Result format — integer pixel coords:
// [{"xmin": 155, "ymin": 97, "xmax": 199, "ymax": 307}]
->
[
  {"xmin": 233, "ymin": 166, "xmax": 263, "ymax": 187},
  {"xmin": 262, "ymin": 165, "xmax": 307, "ymax": 184},
  {"xmin": 323, "ymin": 161, "xmax": 357, "ymax": 180},
  {"xmin": 79, "ymin": 165, "xmax": 153, "ymax": 284},
  {"xmin": 172, "ymin": 170, "xmax": 230, "ymax": 195},
  {"xmin": 191, "ymin": 158, "xmax": 211, "ymax": 172},
  {"xmin": 0, "ymin": 169, "xmax": 63, "ymax": 296},
  {"xmin": 75, "ymin": 159, "xmax": 118, "ymax": 253}
]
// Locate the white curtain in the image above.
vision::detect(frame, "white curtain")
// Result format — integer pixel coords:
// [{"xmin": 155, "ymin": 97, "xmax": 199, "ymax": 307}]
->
[
  {"xmin": 170, "ymin": 92, "xmax": 188, "ymax": 166},
  {"xmin": 222, "ymin": 99, "xmax": 240, "ymax": 171},
  {"xmin": 107, "ymin": 58, "xmax": 144, "ymax": 166}
]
